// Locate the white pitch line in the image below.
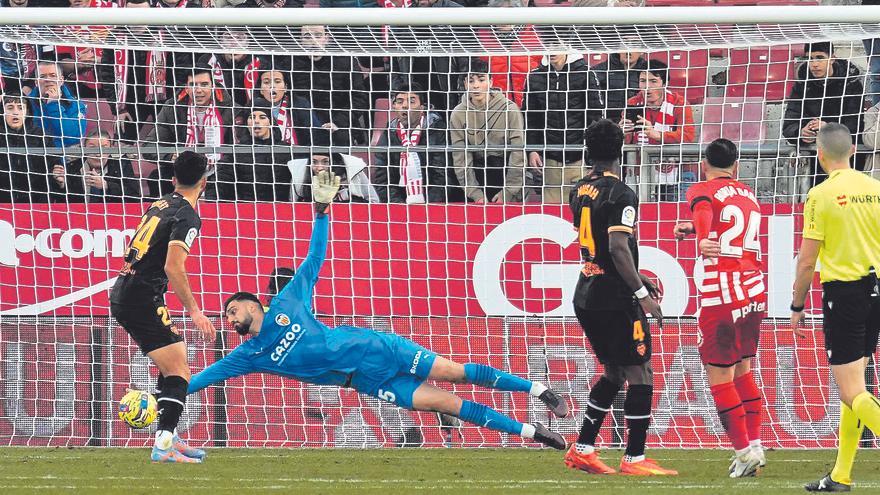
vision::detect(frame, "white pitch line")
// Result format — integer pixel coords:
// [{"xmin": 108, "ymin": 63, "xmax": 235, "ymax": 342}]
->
[{"xmin": 3, "ymin": 475, "xmax": 880, "ymax": 489}]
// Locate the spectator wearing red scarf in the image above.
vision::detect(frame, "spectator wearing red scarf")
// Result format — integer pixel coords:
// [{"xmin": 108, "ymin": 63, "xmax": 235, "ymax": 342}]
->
[{"xmin": 373, "ymin": 82, "xmax": 457, "ymax": 203}]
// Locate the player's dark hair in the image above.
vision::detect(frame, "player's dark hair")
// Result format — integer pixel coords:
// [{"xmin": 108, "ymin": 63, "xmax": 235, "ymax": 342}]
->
[
  {"xmin": 126, "ymin": 0, "xmax": 149, "ymax": 4},
  {"xmin": 805, "ymin": 41, "xmax": 833, "ymax": 57},
  {"xmin": 704, "ymin": 138, "xmax": 738, "ymax": 169},
  {"xmin": 585, "ymin": 119, "xmax": 624, "ymax": 168},
  {"xmin": 645, "ymin": 59, "xmax": 668, "ymax": 85},
  {"xmin": 223, "ymin": 291, "xmax": 263, "ymax": 314},
  {"xmin": 173, "ymin": 151, "xmax": 208, "ymax": 187}
]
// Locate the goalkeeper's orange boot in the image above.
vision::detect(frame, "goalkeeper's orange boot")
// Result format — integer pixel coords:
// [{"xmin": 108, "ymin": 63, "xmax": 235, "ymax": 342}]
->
[
  {"xmin": 619, "ymin": 457, "xmax": 678, "ymax": 476},
  {"xmin": 564, "ymin": 445, "xmax": 616, "ymax": 474}
]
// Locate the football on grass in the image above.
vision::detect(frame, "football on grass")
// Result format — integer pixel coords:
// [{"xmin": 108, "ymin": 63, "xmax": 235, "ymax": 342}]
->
[{"xmin": 118, "ymin": 390, "xmax": 158, "ymax": 429}]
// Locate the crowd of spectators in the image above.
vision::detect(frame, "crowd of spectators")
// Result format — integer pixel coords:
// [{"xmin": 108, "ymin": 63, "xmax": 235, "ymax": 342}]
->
[{"xmin": 0, "ymin": 0, "xmax": 879, "ymax": 205}]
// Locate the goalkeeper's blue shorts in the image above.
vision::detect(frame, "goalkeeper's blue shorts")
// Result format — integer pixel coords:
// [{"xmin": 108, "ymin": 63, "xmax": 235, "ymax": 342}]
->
[{"xmin": 349, "ymin": 332, "xmax": 437, "ymax": 410}]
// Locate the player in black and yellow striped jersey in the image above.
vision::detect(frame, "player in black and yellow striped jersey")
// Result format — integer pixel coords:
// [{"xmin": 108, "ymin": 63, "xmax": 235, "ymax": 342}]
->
[{"xmin": 791, "ymin": 123, "xmax": 880, "ymax": 492}]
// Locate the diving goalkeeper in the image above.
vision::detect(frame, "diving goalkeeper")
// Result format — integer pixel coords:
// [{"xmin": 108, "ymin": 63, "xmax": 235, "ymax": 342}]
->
[{"xmin": 188, "ymin": 171, "xmax": 568, "ymax": 449}]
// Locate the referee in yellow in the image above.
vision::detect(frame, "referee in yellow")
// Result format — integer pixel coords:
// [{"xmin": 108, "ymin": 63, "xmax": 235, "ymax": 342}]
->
[{"xmin": 791, "ymin": 123, "xmax": 880, "ymax": 493}]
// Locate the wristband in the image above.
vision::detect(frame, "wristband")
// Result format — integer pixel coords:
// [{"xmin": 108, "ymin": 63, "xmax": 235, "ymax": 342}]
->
[
  {"xmin": 790, "ymin": 303, "xmax": 805, "ymax": 312},
  {"xmin": 634, "ymin": 286, "xmax": 649, "ymax": 299}
]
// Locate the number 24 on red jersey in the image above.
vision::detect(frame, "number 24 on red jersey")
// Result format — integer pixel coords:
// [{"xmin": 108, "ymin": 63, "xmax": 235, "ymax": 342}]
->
[{"xmin": 686, "ymin": 178, "xmax": 763, "ymax": 275}]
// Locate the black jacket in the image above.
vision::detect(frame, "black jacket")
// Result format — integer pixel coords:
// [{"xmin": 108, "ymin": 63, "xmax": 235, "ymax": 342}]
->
[
  {"xmin": 62, "ymin": 157, "xmax": 142, "ymax": 203},
  {"xmin": 142, "ymin": 89, "xmax": 236, "ymax": 163},
  {"xmin": 142, "ymin": 89, "xmax": 236, "ymax": 198},
  {"xmin": 198, "ymin": 53, "xmax": 268, "ymax": 111},
  {"xmin": 218, "ymin": 130, "xmax": 293, "ymax": 202},
  {"xmin": 392, "ymin": 55, "xmax": 470, "ymax": 115},
  {"xmin": 290, "ymin": 55, "xmax": 370, "ymax": 145},
  {"xmin": 0, "ymin": 121, "xmax": 63, "ymax": 203},
  {"xmin": 589, "ymin": 53, "xmax": 648, "ymax": 120},
  {"xmin": 255, "ymin": 93, "xmax": 331, "ymax": 148},
  {"xmin": 523, "ymin": 56, "xmax": 603, "ymax": 163},
  {"xmin": 151, "ymin": 0, "xmax": 203, "ymax": 91},
  {"xmin": 372, "ymin": 111, "xmax": 451, "ymax": 203},
  {"xmin": 783, "ymin": 59, "xmax": 865, "ymax": 145},
  {"xmin": 389, "ymin": 20, "xmax": 473, "ymax": 114}
]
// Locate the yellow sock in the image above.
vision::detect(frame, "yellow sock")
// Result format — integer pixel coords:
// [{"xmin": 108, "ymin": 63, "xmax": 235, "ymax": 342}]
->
[
  {"xmin": 852, "ymin": 392, "xmax": 880, "ymax": 435},
  {"xmin": 830, "ymin": 402, "xmax": 863, "ymax": 485}
]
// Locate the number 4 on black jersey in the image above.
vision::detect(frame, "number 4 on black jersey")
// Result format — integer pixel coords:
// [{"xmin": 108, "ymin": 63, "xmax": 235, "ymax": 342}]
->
[
  {"xmin": 570, "ymin": 171, "xmax": 640, "ymax": 311},
  {"xmin": 110, "ymin": 192, "xmax": 202, "ymax": 306}
]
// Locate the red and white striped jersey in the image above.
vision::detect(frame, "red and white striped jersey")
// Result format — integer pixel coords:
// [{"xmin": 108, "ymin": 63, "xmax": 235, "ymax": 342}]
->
[{"xmin": 686, "ymin": 178, "xmax": 765, "ymax": 308}]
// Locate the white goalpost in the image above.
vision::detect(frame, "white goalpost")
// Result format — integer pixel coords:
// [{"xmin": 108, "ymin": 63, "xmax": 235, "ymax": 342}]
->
[{"xmin": 0, "ymin": 5, "xmax": 879, "ymax": 449}]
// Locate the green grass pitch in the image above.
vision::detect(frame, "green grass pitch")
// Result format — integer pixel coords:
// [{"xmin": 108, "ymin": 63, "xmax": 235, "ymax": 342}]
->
[{"xmin": 2, "ymin": 448, "xmax": 880, "ymax": 494}]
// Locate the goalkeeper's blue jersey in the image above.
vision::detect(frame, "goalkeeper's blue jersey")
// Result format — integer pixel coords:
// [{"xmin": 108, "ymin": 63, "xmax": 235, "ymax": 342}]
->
[{"xmin": 188, "ymin": 213, "xmax": 395, "ymax": 395}]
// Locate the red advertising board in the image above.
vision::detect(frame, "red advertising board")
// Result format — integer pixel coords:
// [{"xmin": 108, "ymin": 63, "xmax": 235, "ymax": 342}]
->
[{"xmin": 0, "ymin": 202, "xmax": 811, "ymax": 318}]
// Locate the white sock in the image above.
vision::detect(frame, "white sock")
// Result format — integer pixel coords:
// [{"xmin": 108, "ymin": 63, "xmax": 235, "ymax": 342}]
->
[
  {"xmin": 155, "ymin": 430, "xmax": 173, "ymax": 450},
  {"xmin": 530, "ymin": 382, "xmax": 548, "ymax": 397},
  {"xmin": 624, "ymin": 454, "xmax": 645, "ymax": 463},
  {"xmin": 735, "ymin": 446, "xmax": 751, "ymax": 458},
  {"xmin": 749, "ymin": 439, "xmax": 762, "ymax": 449},
  {"xmin": 520, "ymin": 423, "xmax": 536, "ymax": 439},
  {"xmin": 575, "ymin": 443, "xmax": 594, "ymax": 455}
]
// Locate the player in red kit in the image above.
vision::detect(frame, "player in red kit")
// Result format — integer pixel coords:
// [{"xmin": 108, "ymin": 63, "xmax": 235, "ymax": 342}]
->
[{"xmin": 673, "ymin": 139, "xmax": 766, "ymax": 478}]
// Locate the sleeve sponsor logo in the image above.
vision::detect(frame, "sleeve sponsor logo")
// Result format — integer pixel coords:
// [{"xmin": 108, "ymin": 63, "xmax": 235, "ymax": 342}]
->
[
  {"xmin": 622, "ymin": 206, "xmax": 636, "ymax": 227},
  {"xmin": 184, "ymin": 228, "xmax": 198, "ymax": 248}
]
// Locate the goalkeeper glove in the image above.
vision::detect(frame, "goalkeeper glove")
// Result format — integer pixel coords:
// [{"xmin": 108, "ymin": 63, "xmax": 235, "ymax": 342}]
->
[{"xmin": 312, "ymin": 170, "xmax": 341, "ymax": 205}]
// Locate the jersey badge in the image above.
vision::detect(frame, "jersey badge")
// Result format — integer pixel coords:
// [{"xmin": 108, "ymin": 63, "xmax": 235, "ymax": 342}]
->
[
  {"xmin": 622, "ymin": 206, "xmax": 636, "ymax": 227},
  {"xmin": 184, "ymin": 228, "xmax": 198, "ymax": 248},
  {"xmin": 837, "ymin": 195, "xmax": 848, "ymax": 207},
  {"xmin": 275, "ymin": 313, "xmax": 291, "ymax": 326}
]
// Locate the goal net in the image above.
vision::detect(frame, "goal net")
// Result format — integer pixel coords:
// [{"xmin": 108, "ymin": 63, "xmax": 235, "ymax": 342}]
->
[{"xmin": 0, "ymin": 5, "xmax": 879, "ymax": 449}]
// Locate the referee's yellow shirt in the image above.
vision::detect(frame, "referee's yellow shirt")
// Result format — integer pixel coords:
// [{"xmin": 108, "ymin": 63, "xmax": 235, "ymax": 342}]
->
[{"xmin": 803, "ymin": 168, "xmax": 880, "ymax": 283}]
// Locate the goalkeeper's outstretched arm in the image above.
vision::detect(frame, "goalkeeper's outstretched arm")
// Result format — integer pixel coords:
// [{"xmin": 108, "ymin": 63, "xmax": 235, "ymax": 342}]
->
[
  {"xmin": 271, "ymin": 171, "xmax": 341, "ymax": 310},
  {"xmin": 188, "ymin": 349, "xmax": 252, "ymax": 395}
]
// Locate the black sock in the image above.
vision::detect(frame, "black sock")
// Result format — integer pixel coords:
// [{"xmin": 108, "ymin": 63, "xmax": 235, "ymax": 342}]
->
[
  {"xmin": 624, "ymin": 384, "xmax": 653, "ymax": 457},
  {"xmin": 577, "ymin": 376, "xmax": 621, "ymax": 445},
  {"xmin": 157, "ymin": 375, "xmax": 188, "ymax": 434},
  {"xmin": 155, "ymin": 374, "xmax": 167, "ymax": 396}
]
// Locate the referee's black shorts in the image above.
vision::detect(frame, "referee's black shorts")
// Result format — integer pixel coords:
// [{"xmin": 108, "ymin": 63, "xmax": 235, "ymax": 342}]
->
[
  {"xmin": 575, "ymin": 302, "xmax": 651, "ymax": 366},
  {"xmin": 111, "ymin": 300, "xmax": 183, "ymax": 355},
  {"xmin": 822, "ymin": 275, "xmax": 880, "ymax": 366}
]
